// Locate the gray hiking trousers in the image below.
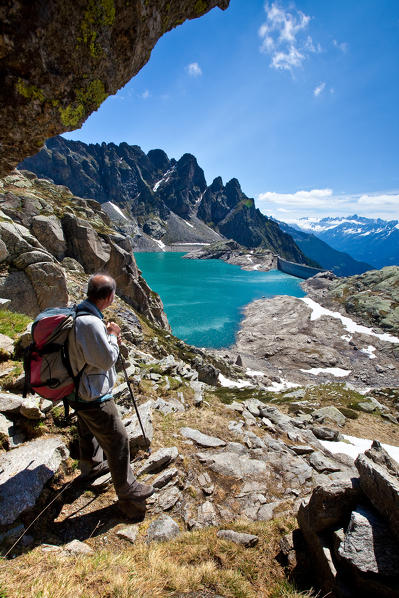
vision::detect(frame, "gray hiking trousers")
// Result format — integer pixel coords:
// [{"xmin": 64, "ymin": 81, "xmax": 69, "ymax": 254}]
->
[{"xmin": 76, "ymin": 399, "xmax": 137, "ymax": 500}]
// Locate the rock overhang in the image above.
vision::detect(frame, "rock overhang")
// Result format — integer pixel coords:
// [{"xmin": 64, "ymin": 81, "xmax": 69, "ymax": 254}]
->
[{"xmin": 0, "ymin": 0, "xmax": 230, "ymax": 177}]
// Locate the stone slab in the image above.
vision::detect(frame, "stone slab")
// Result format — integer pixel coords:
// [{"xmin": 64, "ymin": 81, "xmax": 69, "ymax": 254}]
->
[
  {"xmin": 180, "ymin": 427, "xmax": 226, "ymax": 448},
  {"xmin": 0, "ymin": 436, "xmax": 69, "ymax": 525}
]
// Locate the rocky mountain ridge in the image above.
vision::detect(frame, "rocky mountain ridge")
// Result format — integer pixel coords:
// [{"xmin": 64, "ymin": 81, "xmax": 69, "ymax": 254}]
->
[
  {"xmin": 0, "ymin": 169, "xmax": 168, "ymax": 328},
  {"xmin": 19, "ymin": 136, "xmax": 312, "ymax": 265}
]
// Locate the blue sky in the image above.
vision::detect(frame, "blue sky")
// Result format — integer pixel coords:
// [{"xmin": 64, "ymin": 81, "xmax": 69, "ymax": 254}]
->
[{"xmin": 64, "ymin": 0, "xmax": 399, "ymax": 222}]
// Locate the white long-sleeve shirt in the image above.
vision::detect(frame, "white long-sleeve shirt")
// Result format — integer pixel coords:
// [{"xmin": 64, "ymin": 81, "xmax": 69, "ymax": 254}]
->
[{"xmin": 68, "ymin": 300, "xmax": 119, "ymax": 402}]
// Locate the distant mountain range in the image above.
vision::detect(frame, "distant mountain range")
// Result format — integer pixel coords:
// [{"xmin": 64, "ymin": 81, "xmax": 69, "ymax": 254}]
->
[
  {"xmin": 275, "ymin": 220, "xmax": 371, "ymax": 276},
  {"xmin": 287, "ymin": 215, "xmax": 399, "ymax": 269},
  {"xmin": 20, "ymin": 137, "xmax": 372, "ymax": 276}
]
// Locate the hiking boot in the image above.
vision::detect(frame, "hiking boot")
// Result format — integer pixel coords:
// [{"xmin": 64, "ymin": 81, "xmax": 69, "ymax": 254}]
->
[
  {"xmin": 117, "ymin": 498, "xmax": 147, "ymax": 519},
  {"xmin": 129, "ymin": 481, "xmax": 155, "ymax": 500}
]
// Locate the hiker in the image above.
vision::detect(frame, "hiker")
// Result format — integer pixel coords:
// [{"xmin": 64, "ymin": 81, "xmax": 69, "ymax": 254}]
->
[{"xmin": 68, "ymin": 273, "xmax": 154, "ymax": 517}]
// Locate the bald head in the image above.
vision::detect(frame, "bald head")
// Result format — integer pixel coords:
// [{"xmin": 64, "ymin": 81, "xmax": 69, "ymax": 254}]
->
[{"xmin": 87, "ymin": 274, "xmax": 116, "ymax": 303}]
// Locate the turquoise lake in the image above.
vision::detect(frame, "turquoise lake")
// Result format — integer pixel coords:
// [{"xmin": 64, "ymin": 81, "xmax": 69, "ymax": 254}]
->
[{"xmin": 135, "ymin": 252, "xmax": 305, "ymax": 349}]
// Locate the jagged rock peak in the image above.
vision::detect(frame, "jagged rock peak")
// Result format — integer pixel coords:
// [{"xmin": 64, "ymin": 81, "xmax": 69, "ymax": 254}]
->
[
  {"xmin": 210, "ymin": 176, "xmax": 224, "ymax": 191},
  {"xmin": 147, "ymin": 149, "xmax": 170, "ymax": 173}
]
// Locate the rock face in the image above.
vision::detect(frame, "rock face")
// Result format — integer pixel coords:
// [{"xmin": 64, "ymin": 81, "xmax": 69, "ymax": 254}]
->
[
  {"xmin": 20, "ymin": 137, "xmax": 311, "ymax": 262},
  {"xmin": 298, "ymin": 442, "xmax": 399, "ymax": 598},
  {"xmin": 0, "ymin": 0, "xmax": 229, "ymax": 177},
  {"xmin": 0, "ymin": 170, "xmax": 169, "ymax": 327}
]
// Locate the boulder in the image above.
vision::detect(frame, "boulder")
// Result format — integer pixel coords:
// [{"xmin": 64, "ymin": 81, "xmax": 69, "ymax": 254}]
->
[
  {"xmin": 25, "ymin": 261, "xmax": 68, "ymax": 312},
  {"xmin": 355, "ymin": 443, "xmax": 399, "ymax": 541},
  {"xmin": 190, "ymin": 380, "xmax": 204, "ymax": 406},
  {"xmin": 146, "ymin": 515, "xmax": 180, "ymax": 543},
  {"xmin": 291, "ymin": 445, "xmax": 315, "ymax": 456},
  {"xmin": 0, "ymin": 412, "xmax": 14, "ymax": 439},
  {"xmin": 136, "ymin": 447, "xmax": 178, "ymax": 476},
  {"xmin": 20, "ymin": 396, "xmax": 44, "ymax": 419},
  {"xmin": 153, "ymin": 397, "xmax": 184, "ymax": 415},
  {"xmin": 0, "ymin": 221, "xmax": 37, "ymax": 259},
  {"xmin": 13, "ymin": 250, "xmax": 55, "ymax": 269},
  {"xmin": 197, "ymin": 451, "xmax": 266, "ymax": 479},
  {"xmin": 257, "ymin": 501, "xmax": 281, "ymax": 522},
  {"xmin": 198, "ymin": 472, "xmax": 214, "ymax": 495},
  {"xmin": 308, "ymin": 451, "xmax": 342, "ymax": 474},
  {"xmin": 297, "ymin": 479, "xmax": 361, "ymax": 534},
  {"xmin": 0, "ymin": 239, "xmax": 9, "ymax": 263},
  {"xmin": 62, "ymin": 214, "xmax": 111, "ymax": 272},
  {"xmin": 217, "ymin": 529, "xmax": 258, "ymax": 547},
  {"xmin": 61, "ymin": 257, "xmax": 85, "ymax": 272},
  {"xmin": 196, "ymin": 362, "xmax": 220, "ymax": 385},
  {"xmin": 62, "ymin": 540, "xmax": 94, "ymax": 556},
  {"xmin": 117, "ymin": 524, "xmax": 139, "ymax": 544},
  {"xmin": 180, "ymin": 427, "xmax": 226, "ymax": 448},
  {"xmin": 31, "ymin": 215, "xmax": 66, "ymax": 259},
  {"xmin": 312, "ymin": 406, "xmax": 346, "ymax": 427},
  {"xmin": 259, "ymin": 405, "xmax": 292, "ymax": 427},
  {"xmin": 155, "ymin": 486, "xmax": 181, "ymax": 511},
  {"xmin": 311, "ymin": 426, "xmax": 341, "ymax": 441},
  {"xmin": 0, "ymin": 436, "xmax": 69, "ymax": 525},
  {"xmin": 124, "ymin": 400, "xmax": 154, "ymax": 451},
  {"xmin": 152, "ymin": 468, "xmax": 178, "ymax": 489},
  {"xmin": 0, "ymin": 298, "xmax": 11, "ymax": 309},
  {"xmin": 196, "ymin": 500, "xmax": 218, "ymax": 527},
  {"xmin": 243, "ymin": 398, "xmax": 264, "ymax": 417},
  {"xmin": 0, "ymin": 391, "xmax": 25, "ymax": 415},
  {"xmin": 0, "ymin": 271, "xmax": 39, "ymax": 316}
]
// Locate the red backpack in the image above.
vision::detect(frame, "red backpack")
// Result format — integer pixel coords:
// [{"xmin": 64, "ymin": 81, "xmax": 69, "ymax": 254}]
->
[{"xmin": 23, "ymin": 305, "xmax": 92, "ymax": 402}]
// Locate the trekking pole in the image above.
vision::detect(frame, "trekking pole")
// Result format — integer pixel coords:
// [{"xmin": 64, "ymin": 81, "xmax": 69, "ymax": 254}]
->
[{"xmin": 118, "ymin": 353, "xmax": 151, "ymax": 455}]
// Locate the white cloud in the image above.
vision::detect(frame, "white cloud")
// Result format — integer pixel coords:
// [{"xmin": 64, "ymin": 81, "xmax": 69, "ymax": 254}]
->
[
  {"xmin": 259, "ymin": 2, "xmax": 320, "ymax": 72},
  {"xmin": 256, "ymin": 188, "xmax": 399, "ymax": 220},
  {"xmin": 358, "ymin": 193, "xmax": 399, "ymax": 207},
  {"xmin": 141, "ymin": 89, "xmax": 150, "ymax": 99},
  {"xmin": 186, "ymin": 62, "xmax": 202, "ymax": 77},
  {"xmin": 333, "ymin": 39, "xmax": 348, "ymax": 53},
  {"xmin": 314, "ymin": 82, "xmax": 326, "ymax": 96},
  {"xmin": 258, "ymin": 188, "xmax": 333, "ymax": 208}
]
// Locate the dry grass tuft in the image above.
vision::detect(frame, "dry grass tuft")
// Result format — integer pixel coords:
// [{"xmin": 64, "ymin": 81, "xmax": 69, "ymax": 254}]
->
[{"xmin": 0, "ymin": 520, "xmax": 315, "ymax": 598}]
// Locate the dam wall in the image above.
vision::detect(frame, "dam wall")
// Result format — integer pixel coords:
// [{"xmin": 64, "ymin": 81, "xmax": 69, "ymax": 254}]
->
[{"xmin": 277, "ymin": 257, "xmax": 326, "ymax": 280}]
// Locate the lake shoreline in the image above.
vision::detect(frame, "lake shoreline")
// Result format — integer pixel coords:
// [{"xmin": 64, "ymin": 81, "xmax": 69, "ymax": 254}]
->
[{"xmin": 134, "ymin": 251, "xmax": 305, "ymax": 349}]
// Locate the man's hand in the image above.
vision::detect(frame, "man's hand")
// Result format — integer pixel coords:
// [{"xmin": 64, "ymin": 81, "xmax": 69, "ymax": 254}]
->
[{"xmin": 107, "ymin": 321, "xmax": 122, "ymax": 345}]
